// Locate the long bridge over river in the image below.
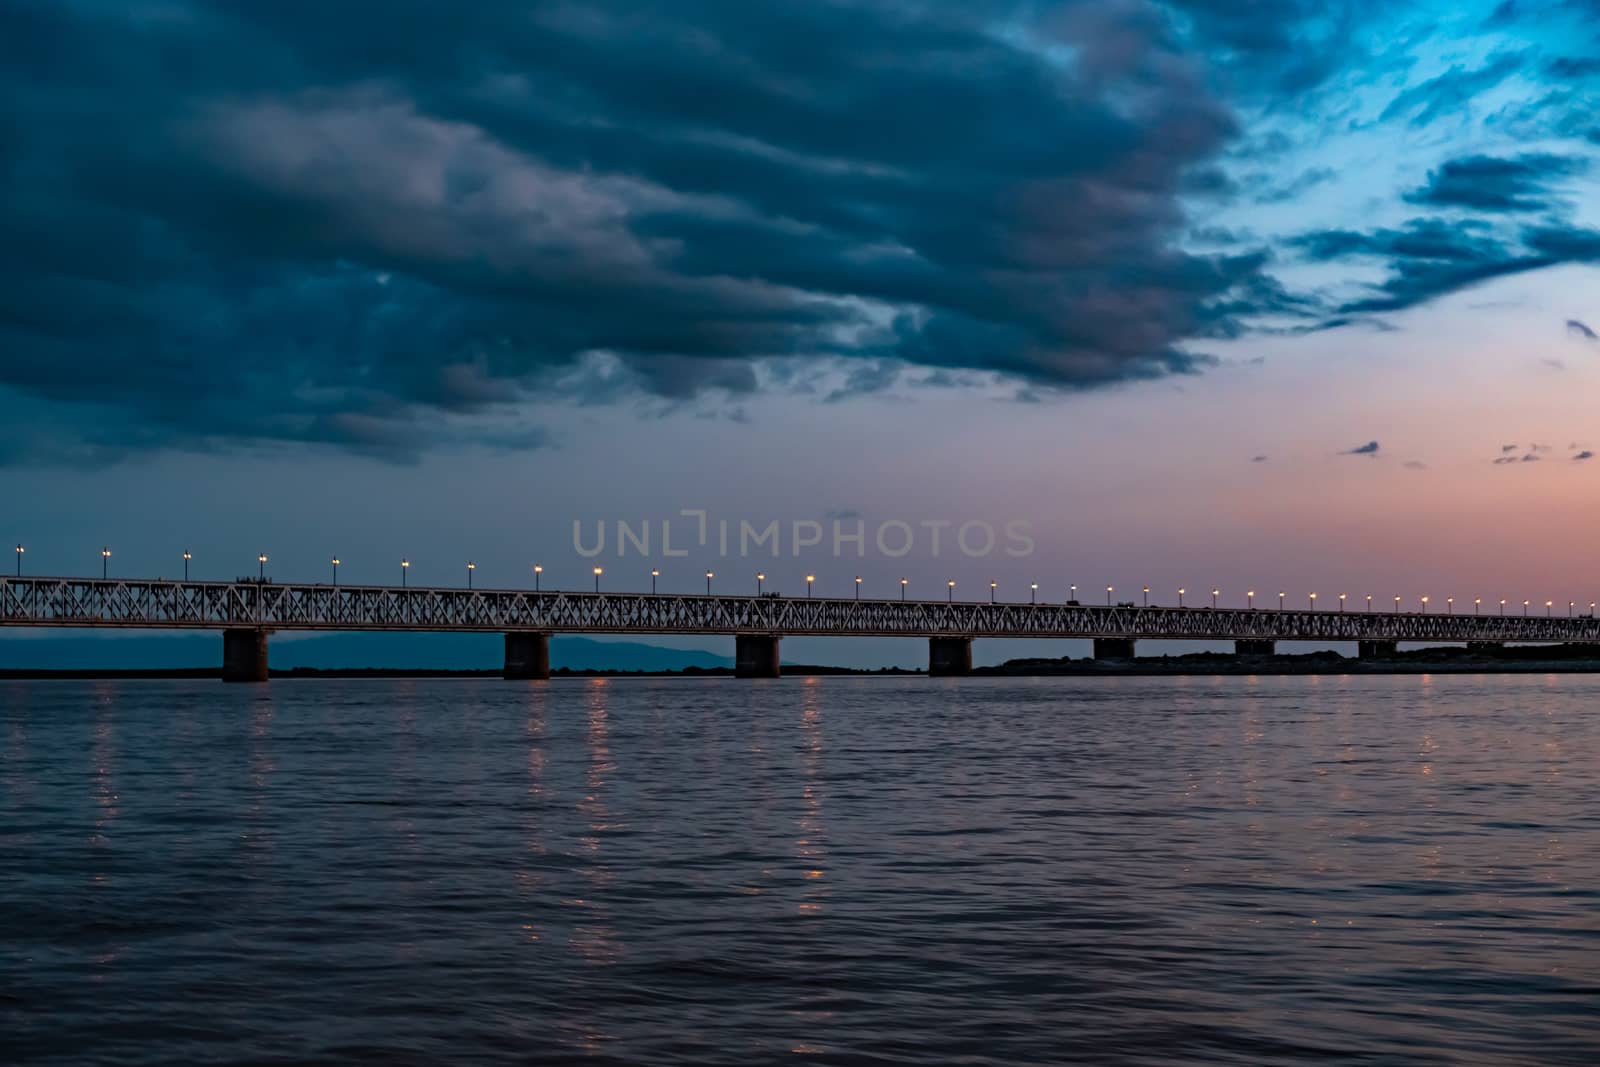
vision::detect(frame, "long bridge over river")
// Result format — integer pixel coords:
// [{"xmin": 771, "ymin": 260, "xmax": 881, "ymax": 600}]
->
[{"xmin": 3, "ymin": 576, "xmax": 1596, "ymax": 681}]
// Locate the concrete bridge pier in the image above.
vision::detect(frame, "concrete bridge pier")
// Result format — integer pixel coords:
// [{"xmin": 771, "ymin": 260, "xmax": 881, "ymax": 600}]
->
[
  {"xmin": 1358, "ymin": 640, "xmax": 1398, "ymax": 660},
  {"xmin": 222, "ymin": 628, "xmax": 269, "ymax": 683},
  {"xmin": 1093, "ymin": 638, "xmax": 1137, "ymax": 660},
  {"xmin": 736, "ymin": 634, "xmax": 781, "ymax": 678},
  {"xmin": 504, "ymin": 632, "xmax": 551, "ymax": 680},
  {"xmin": 1235, "ymin": 639, "xmax": 1276, "ymax": 657},
  {"xmin": 928, "ymin": 637, "xmax": 973, "ymax": 676}
]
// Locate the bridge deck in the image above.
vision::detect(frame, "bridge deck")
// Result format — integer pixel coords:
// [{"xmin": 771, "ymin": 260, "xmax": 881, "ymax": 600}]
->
[{"xmin": 2, "ymin": 578, "xmax": 1594, "ymax": 643}]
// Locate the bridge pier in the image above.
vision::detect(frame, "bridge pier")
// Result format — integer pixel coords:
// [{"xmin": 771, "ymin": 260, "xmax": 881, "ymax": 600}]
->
[
  {"xmin": 928, "ymin": 637, "xmax": 972, "ymax": 676},
  {"xmin": 222, "ymin": 628, "xmax": 269, "ymax": 683},
  {"xmin": 504, "ymin": 632, "xmax": 550, "ymax": 680},
  {"xmin": 735, "ymin": 634, "xmax": 781, "ymax": 678},
  {"xmin": 1235, "ymin": 639, "xmax": 1275, "ymax": 657},
  {"xmin": 1358, "ymin": 640, "xmax": 1398, "ymax": 660},
  {"xmin": 1093, "ymin": 638, "xmax": 1137, "ymax": 660}
]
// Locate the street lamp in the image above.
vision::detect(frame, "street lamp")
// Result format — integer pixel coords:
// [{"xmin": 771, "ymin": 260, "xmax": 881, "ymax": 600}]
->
[
  {"xmin": 594, "ymin": 566, "xmax": 603, "ymax": 593},
  {"xmin": 332, "ymin": 558, "xmax": 340, "ymax": 586},
  {"xmin": 182, "ymin": 550, "xmax": 192, "ymax": 581},
  {"xmin": 807, "ymin": 574, "xmax": 816, "ymax": 598},
  {"xmin": 1070, "ymin": 584, "xmax": 1078, "ymax": 604},
  {"xmin": 857, "ymin": 576, "xmax": 863, "ymax": 601},
  {"xmin": 1178, "ymin": 587, "xmax": 1186, "ymax": 608},
  {"xmin": 1500, "ymin": 599, "xmax": 1506, "ymax": 616},
  {"xmin": 1546, "ymin": 599, "xmax": 1553, "ymax": 617},
  {"xmin": 990, "ymin": 580, "xmax": 997, "ymax": 604},
  {"xmin": 401, "ymin": 558, "xmax": 409, "ymax": 587},
  {"xmin": 1278, "ymin": 591, "xmax": 1286, "ymax": 611},
  {"xmin": 706, "ymin": 570, "xmax": 714, "ymax": 595},
  {"xmin": 1031, "ymin": 582, "xmax": 1038, "ymax": 605},
  {"xmin": 1142, "ymin": 586, "xmax": 1150, "ymax": 607},
  {"xmin": 467, "ymin": 561, "xmax": 475, "ymax": 589},
  {"xmin": 653, "ymin": 568, "xmax": 660, "ymax": 594},
  {"xmin": 1474, "ymin": 598, "xmax": 1481, "ymax": 615},
  {"xmin": 1523, "ymin": 599, "xmax": 1530, "ymax": 617},
  {"xmin": 533, "ymin": 564, "xmax": 543, "ymax": 592},
  {"xmin": 1420, "ymin": 595, "xmax": 1429, "ymax": 614},
  {"xmin": 1447, "ymin": 597, "xmax": 1454, "ymax": 615},
  {"xmin": 900, "ymin": 578, "xmax": 908, "ymax": 601},
  {"xmin": 1366, "ymin": 595, "xmax": 1373, "ymax": 612},
  {"xmin": 755, "ymin": 571, "xmax": 762, "ymax": 596},
  {"xmin": 1339, "ymin": 593, "xmax": 1346, "ymax": 613},
  {"xmin": 1212, "ymin": 588, "xmax": 1220, "ymax": 609},
  {"xmin": 948, "ymin": 579, "xmax": 955, "ymax": 603},
  {"xmin": 1568, "ymin": 600, "xmax": 1575, "ymax": 617},
  {"xmin": 1394, "ymin": 595, "xmax": 1400, "ymax": 613},
  {"xmin": 1247, "ymin": 590, "xmax": 1255, "ymax": 609},
  {"xmin": 14, "ymin": 543, "xmax": 22, "ymax": 577},
  {"xmin": 1309, "ymin": 592, "xmax": 1317, "ymax": 611},
  {"xmin": 258, "ymin": 553, "xmax": 268, "ymax": 581},
  {"xmin": 1106, "ymin": 585, "xmax": 1113, "ymax": 606}
]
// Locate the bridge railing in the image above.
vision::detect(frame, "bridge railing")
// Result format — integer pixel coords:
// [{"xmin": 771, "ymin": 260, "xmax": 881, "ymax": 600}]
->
[{"xmin": 2, "ymin": 577, "xmax": 1597, "ymax": 642}]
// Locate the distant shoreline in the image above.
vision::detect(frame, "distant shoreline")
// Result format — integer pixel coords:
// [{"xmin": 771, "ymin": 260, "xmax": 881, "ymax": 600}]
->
[{"xmin": 6, "ymin": 650, "xmax": 1600, "ymax": 680}]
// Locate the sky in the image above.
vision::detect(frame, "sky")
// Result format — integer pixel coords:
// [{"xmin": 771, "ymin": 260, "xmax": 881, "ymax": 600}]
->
[{"xmin": 4, "ymin": 0, "xmax": 1600, "ymax": 665}]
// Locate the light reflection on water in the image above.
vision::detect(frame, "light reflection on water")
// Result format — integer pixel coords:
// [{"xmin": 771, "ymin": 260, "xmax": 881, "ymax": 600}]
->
[{"xmin": 2, "ymin": 674, "xmax": 1600, "ymax": 1065}]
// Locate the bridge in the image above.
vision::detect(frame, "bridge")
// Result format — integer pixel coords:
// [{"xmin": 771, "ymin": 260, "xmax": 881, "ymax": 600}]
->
[{"xmin": 3, "ymin": 576, "xmax": 1595, "ymax": 681}]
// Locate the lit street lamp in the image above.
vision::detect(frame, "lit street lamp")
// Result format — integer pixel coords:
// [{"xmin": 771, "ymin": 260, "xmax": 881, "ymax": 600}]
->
[
  {"xmin": 990, "ymin": 580, "xmax": 997, "ymax": 604},
  {"xmin": 856, "ymin": 576, "xmax": 863, "ymax": 601},
  {"xmin": 1474, "ymin": 598, "xmax": 1481, "ymax": 615},
  {"xmin": 1212, "ymin": 588, "xmax": 1220, "ymax": 609},
  {"xmin": 467, "ymin": 561, "xmax": 475, "ymax": 589},
  {"xmin": 102, "ymin": 546, "xmax": 111, "ymax": 579},
  {"xmin": 706, "ymin": 570, "xmax": 715, "ymax": 595},
  {"xmin": 332, "ymin": 557, "xmax": 340, "ymax": 586},
  {"xmin": 1178, "ymin": 587, "xmax": 1186, "ymax": 608},
  {"xmin": 1106, "ymin": 585, "xmax": 1113, "ymax": 607},
  {"xmin": 1523, "ymin": 599, "xmax": 1530, "ymax": 617},
  {"xmin": 1568, "ymin": 601, "xmax": 1575, "ymax": 618},
  {"xmin": 14, "ymin": 543, "xmax": 22, "ymax": 577},
  {"xmin": 900, "ymin": 578, "xmax": 908, "ymax": 601},
  {"xmin": 755, "ymin": 571, "xmax": 762, "ymax": 596},
  {"xmin": 534, "ymin": 564, "xmax": 543, "ymax": 592},
  {"xmin": 1394, "ymin": 595, "xmax": 1400, "ymax": 613},
  {"xmin": 1247, "ymin": 589, "xmax": 1255, "ymax": 609},
  {"xmin": 1069, "ymin": 584, "xmax": 1077, "ymax": 604},
  {"xmin": 1420, "ymin": 595, "xmax": 1429, "ymax": 614},
  {"xmin": 1031, "ymin": 582, "xmax": 1038, "ymax": 605},
  {"xmin": 1309, "ymin": 592, "xmax": 1317, "ymax": 611},
  {"xmin": 948, "ymin": 579, "xmax": 955, "ymax": 603},
  {"xmin": 183, "ymin": 550, "xmax": 192, "ymax": 581},
  {"xmin": 401, "ymin": 558, "xmax": 409, "ymax": 587},
  {"xmin": 1366, "ymin": 595, "xmax": 1373, "ymax": 612},
  {"xmin": 1546, "ymin": 600, "xmax": 1553, "ymax": 617},
  {"xmin": 1279, "ymin": 591, "xmax": 1286, "ymax": 611},
  {"xmin": 807, "ymin": 574, "xmax": 816, "ymax": 598},
  {"xmin": 258, "ymin": 553, "xmax": 268, "ymax": 581},
  {"xmin": 1500, "ymin": 599, "xmax": 1506, "ymax": 616},
  {"xmin": 1447, "ymin": 597, "xmax": 1454, "ymax": 614},
  {"xmin": 594, "ymin": 565, "xmax": 603, "ymax": 593},
  {"xmin": 653, "ymin": 568, "xmax": 660, "ymax": 594},
  {"xmin": 1339, "ymin": 593, "xmax": 1347, "ymax": 613},
  {"xmin": 1142, "ymin": 586, "xmax": 1150, "ymax": 607}
]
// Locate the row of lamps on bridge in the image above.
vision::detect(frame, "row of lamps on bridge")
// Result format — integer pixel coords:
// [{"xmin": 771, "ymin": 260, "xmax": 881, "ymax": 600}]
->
[{"xmin": 12, "ymin": 544, "xmax": 1599, "ymax": 618}]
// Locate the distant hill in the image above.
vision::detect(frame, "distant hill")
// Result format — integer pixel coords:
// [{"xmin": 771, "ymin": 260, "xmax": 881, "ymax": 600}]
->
[{"xmin": 0, "ymin": 632, "xmax": 730, "ymax": 672}]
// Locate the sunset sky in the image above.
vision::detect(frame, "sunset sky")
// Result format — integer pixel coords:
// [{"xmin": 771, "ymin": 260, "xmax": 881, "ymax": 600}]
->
[{"xmin": 4, "ymin": 1, "xmax": 1599, "ymax": 663}]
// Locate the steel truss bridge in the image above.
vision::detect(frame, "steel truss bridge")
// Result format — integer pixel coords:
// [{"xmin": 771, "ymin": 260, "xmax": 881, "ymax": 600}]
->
[{"xmin": 1, "ymin": 577, "xmax": 1594, "ymax": 642}]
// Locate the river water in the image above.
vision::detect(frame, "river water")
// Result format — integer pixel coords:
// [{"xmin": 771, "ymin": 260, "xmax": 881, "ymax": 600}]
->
[{"xmin": 2, "ymin": 675, "xmax": 1597, "ymax": 1065}]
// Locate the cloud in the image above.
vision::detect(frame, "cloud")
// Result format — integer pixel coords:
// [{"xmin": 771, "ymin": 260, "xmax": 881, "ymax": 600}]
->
[
  {"xmin": 1342, "ymin": 440, "xmax": 1380, "ymax": 456},
  {"xmin": 1569, "ymin": 319, "xmax": 1599, "ymax": 341},
  {"xmin": 1378, "ymin": 53, "xmax": 1524, "ymax": 128},
  {"xmin": 1251, "ymin": 454, "xmax": 1269, "ymax": 462},
  {"xmin": 1502, "ymin": 444, "xmax": 1520, "ymax": 452},
  {"xmin": 1403, "ymin": 460, "xmax": 1428, "ymax": 470},
  {"xmin": 0, "ymin": 0, "xmax": 1328, "ymax": 463},
  {"xmin": 1405, "ymin": 154, "xmax": 1587, "ymax": 213},
  {"xmin": 1575, "ymin": 450, "xmax": 1595, "ymax": 461}
]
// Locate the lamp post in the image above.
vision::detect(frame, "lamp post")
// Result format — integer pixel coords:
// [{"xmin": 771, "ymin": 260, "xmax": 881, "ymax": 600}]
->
[
  {"xmin": 1142, "ymin": 586, "xmax": 1149, "ymax": 607},
  {"xmin": 755, "ymin": 572, "xmax": 762, "ymax": 596},
  {"xmin": 1420, "ymin": 595, "xmax": 1429, "ymax": 614},
  {"xmin": 1366, "ymin": 595, "xmax": 1373, "ymax": 612},
  {"xmin": 534, "ymin": 564, "xmax": 542, "ymax": 592},
  {"xmin": 1278, "ymin": 591, "xmax": 1285, "ymax": 611},
  {"xmin": 332, "ymin": 558, "xmax": 340, "ymax": 586},
  {"xmin": 1031, "ymin": 582, "xmax": 1038, "ymax": 605},
  {"xmin": 467, "ymin": 561, "xmax": 475, "ymax": 589},
  {"xmin": 1106, "ymin": 585, "xmax": 1113, "ymax": 607},
  {"xmin": 1474, "ymin": 598, "xmax": 1481, "ymax": 615},
  {"xmin": 807, "ymin": 574, "xmax": 815, "ymax": 598},
  {"xmin": 182, "ymin": 551, "xmax": 192, "ymax": 581},
  {"xmin": 14, "ymin": 544, "xmax": 22, "ymax": 577},
  {"xmin": 948, "ymin": 580, "xmax": 955, "ymax": 603},
  {"xmin": 1247, "ymin": 590, "xmax": 1255, "ymax": 610},
  {"xmin": 856, "ymin": 576, "xmax": 863, "ymax": 601},
  {"xmin": 1339, "ymin": 593, "xmax": 1346, "ymax": 613},
  {"xmin": 1178, "ymin": 587, "xmax": 1186, "ymax": 608},
  {"xmin": 102, "ymin": 547, "xmax": 110, "ymax": 579},
  {"xmin": 653, "ymin": 568, "xmax": 660, "ymax": 594},
  {"xmin": 1522, "ymin": 599, "xmax": 1530, "ymax": 617},
  {"xmin": 401, "ymin": 558, "xmax": 409, "ymax": 587},
  {"xmin": 1447, "ymin": 597, "xmax": 1454, "ymax": 615},
  {"xmin": 1070, "ymin": 584, "xmax": 1077, "ymax": 604},
  {"xmin": 990, "ymin": 580, "xmax": 997, "ymax": 604},
  {"xmin": 706, "ymin": 570, "xmax": 714, "ymax": 595},
  {"xmin": 1568, "ymin": 600, "xmax": 1575, "ymax": 618},
  {"xmin": 901, "ymin": 578, "xmax": 908, "ymax": 601},
  {"xmin": 1499, "ymin": 599, "xmax": 1506, "ymax": 616},
  {"xmin": 258, "ymin": 553, "xmax": 268, "ymax": 581},
  {"xmin": 1394, "ymin": 595, "xmax": 1400, "ymax": 613},
  {"xmin": 1212, "ymin": 588, "xmax": 1220, "ymax": 610},
  {"xmin": 594, "ymin": 566, "xmax": 603, "ymax": 593},
  {"xmin": 1546, "ymin": 600, "xmax": 1553, "ymax": 617},
  {"xmin": 1309, "ymin": 592, "xmax": 1317, "ymax": 611}
]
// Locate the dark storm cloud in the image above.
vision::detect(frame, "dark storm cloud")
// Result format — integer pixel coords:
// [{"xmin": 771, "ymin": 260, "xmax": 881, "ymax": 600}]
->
[
  {"xmin": 1294, "ymin": 220, "xmax": 1600, "ymax": 315},
  {"xmin": 0, "ymin": 0, "xmax": 1336, "ymax": 463},
  {"xmin": 1342, "ymin": 440, "xmax": 1380, "ymax": 456},
  {"xmin": 1405, "ymin": 154, "xmax": 1587, "ymax": 213}
]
